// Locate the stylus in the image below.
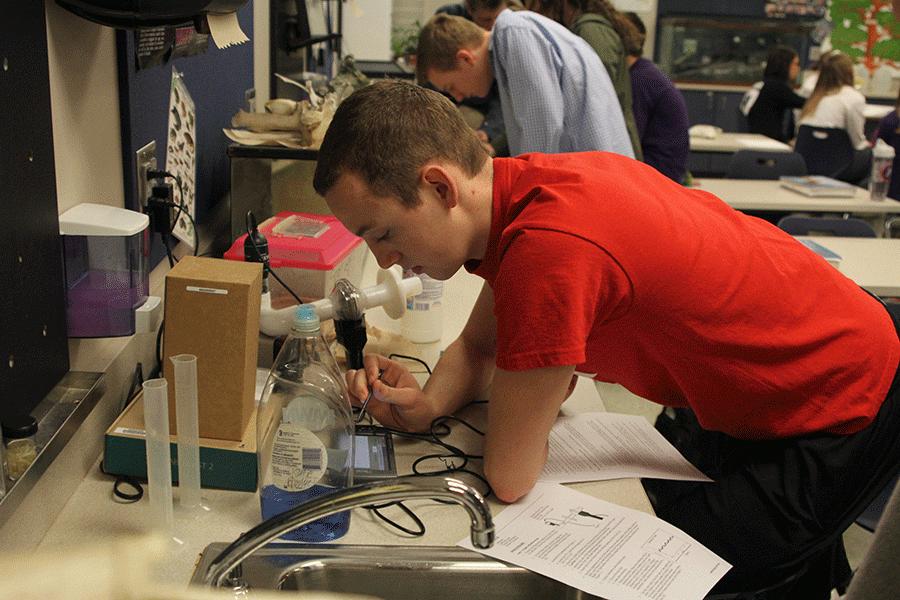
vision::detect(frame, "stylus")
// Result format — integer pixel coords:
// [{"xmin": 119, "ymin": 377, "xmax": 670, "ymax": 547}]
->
[{"xmin": 356, "ymin": 369, "xmax": 384, "ymax": 423}]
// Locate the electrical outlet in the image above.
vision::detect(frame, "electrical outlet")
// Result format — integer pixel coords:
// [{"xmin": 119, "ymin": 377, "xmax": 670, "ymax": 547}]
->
[{"xmin": 135, "ymin": 141, "xmax": 157, "ymax": 207}]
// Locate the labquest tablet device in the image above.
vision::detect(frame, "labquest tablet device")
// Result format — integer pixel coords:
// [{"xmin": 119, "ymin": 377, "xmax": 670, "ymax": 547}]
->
[{"xmin": 354, "ymin": 426, "xmax": 397, "ymax": 483}]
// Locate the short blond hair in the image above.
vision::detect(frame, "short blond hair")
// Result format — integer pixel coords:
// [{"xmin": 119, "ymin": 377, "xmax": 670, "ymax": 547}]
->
[{"xmin": 415, "ymin": 14, "xmax": 486, "ymax": 84}]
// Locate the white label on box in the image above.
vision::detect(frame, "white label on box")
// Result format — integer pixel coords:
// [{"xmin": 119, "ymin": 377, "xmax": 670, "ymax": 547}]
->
[
  {"xmin": 114, "ymin": 427, "xmax": 146, "ymax": 437},
  {"xmin": 186, "ymin": 286, "xmax": 228, "ymax": 295}
]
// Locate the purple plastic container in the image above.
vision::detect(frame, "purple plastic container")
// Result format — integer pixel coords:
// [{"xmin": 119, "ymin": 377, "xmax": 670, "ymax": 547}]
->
[{"xmin": 59, "ymin": 203, "xmax": 149, "ymax": 338}]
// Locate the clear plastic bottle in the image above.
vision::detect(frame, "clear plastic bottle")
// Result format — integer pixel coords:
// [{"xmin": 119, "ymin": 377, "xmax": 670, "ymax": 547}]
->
[
  {"xmin": 257, "ymin": 305, "xmax": 354, "ymax": 541},
  {"xmin": 401, "ymin": 270, "xmax": 444, "ymax": 343},
  {"xmin": 870, "ymin": 138, "xmax": 895, "ymax": 202}
]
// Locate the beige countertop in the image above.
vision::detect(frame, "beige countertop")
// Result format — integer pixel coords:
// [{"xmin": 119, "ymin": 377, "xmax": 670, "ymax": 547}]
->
[{"xmin": 34, "ymin": 255, "xmax": 654, "ymax": 589}]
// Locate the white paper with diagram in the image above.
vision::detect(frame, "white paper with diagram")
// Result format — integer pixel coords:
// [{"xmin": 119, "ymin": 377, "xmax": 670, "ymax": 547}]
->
[{"xmin": 459, "ymin": 481, "xmax": 730, "ymax": 600}]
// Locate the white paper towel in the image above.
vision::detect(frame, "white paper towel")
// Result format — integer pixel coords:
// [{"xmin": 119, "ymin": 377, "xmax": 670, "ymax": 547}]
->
[{"xmin": 207, "ymin": 12, "xmax": 248, "ymax": 49}]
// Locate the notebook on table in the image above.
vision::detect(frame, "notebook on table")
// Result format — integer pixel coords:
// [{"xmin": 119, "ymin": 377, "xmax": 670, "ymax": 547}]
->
[{"xmin": 779, "ymin": 175, "xmax": 858, "ymax": 197}]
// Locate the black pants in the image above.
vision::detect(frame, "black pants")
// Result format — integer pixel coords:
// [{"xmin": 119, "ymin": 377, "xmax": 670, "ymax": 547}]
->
[{"xmin": 642, "ymin": 301, "xmax": 900, "ymax": 599}]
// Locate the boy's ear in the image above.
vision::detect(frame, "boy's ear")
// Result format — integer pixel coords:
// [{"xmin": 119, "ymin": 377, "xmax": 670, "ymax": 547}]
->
[
  {"xmin": 457, "ymin": 47, "xmax": 476, "ymax": 67},
  {"xmin": 421, "ymin": 164, "xmax": 459, "ymax": 208}
]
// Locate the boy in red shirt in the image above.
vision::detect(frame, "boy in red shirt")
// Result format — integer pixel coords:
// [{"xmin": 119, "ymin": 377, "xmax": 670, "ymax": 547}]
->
[{"xmin": 312, "ymin": 81, "xmax": 900, "ymax": 599}]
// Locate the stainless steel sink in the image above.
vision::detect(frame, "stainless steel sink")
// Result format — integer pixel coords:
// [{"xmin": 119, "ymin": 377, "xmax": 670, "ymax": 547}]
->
[{"xmin": 191, "ymin": 543, "xmax": 601, "ymax": 599}]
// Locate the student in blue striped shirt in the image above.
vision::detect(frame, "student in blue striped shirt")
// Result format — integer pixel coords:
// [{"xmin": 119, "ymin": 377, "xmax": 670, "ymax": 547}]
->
[{"xmin": 415, "ymin": 10, "xmax": 634, "ymax": 159}]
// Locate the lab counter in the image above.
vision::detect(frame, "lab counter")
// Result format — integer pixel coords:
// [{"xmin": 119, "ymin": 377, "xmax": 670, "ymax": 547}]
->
[{"xmin": 33, "ymin": 252, "xmax": 654, "ymax": 588}]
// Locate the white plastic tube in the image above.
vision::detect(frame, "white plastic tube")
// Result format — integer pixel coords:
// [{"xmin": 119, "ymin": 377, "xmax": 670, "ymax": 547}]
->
[
  {"xmin": 170, "ymin": 354, "xmax": 202, "ymax": 511},
  {"xmin": 142, "ymin": 378, "xmax": 174, "ymax": 537},
  {"xmin": 258, "ymin": 266, "xmax": 423, "ymax": 337}
]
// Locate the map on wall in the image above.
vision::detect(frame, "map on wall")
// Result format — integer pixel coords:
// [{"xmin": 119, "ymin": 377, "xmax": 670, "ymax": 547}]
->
[{"xmin": 830, "ymin": 0, "xmax": 900, "ymax": 76}]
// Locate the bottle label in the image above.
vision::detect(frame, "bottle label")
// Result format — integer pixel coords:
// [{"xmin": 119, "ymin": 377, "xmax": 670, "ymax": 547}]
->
[{"xmin": 271, "ymin": 423, "xmax": 327, "ymax": 492}]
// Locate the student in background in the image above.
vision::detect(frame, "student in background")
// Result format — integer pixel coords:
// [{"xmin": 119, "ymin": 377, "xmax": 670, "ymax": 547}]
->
[
  {"xmin": 312, "ymin": 80, "xmax": 900, "ymax": 600},
  {"xmin": 415, "ymin": 11, "xmax": 634, "ymax": 158},
  {"xmin": 798, "ymin": 51, "xmax": 871, "ymax": 183},
  {"xmin": 872, "ymin": 87, "xmax": 900, "ymax": 200},
  {"xmin": 621, "ymin": 12, "xmax": 688, "ymax": 183},
  {"xmin": 525, "ymin": 0, "xmax": 642, "ymax": 160},
  {"xmin": 745, "ymin": 45, "xmax": 806, "ymax": 143},
  {"xmin": 434, "ymin": 0, "xmax": 523, "ymax": 157},
  {"xmin": 436, "ymin": 0, "xmax": 516, "ymax": 30}
]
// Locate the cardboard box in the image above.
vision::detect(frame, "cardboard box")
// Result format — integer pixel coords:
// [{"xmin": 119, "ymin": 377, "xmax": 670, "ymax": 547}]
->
[
  {"xmin": 103, "ymin": 394, "xmax": 257, "ymax": 492},
  {"xmin": 163, "ymin": 256, "xmax": 262, "ymax": 441},
  {"xmin": 224, "ymin": 212, "xmax": 366, "ymax": 305}
]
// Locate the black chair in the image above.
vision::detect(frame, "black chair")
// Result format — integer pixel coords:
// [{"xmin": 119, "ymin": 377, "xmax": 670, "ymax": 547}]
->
[
  {"xmin": 794, "ymin": 125, "xmax": 872, "ymax": 185},
  {"xmin": 725, "ymin": 149, "xmax": 807, "ymax": 180},
  {"xmin": 776, "ymin": 215, "xmax": 877, "ymax": 238}
]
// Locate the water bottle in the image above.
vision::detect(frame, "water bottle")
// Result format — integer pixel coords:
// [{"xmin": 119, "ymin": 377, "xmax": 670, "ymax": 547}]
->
[
  {"xmin": 870, "ymin": 139, "xmax": 895, "ymax": 202},
  {"xmin": 257, "ymin": 305, "xmax": 354, "ymax": 542},
  {"xmin": 401, "ymin": 271, "xmax": 444, "ymax": 343}
]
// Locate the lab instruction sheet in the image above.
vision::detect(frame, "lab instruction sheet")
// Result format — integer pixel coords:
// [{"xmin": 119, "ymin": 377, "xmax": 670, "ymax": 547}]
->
[
  {"xmin": 541, "ymin": 412, "xmax": 712, "ymax": 484},
  {"xmin": 460, "ymin": 482, "xmax": 730, "ymax": 600}
]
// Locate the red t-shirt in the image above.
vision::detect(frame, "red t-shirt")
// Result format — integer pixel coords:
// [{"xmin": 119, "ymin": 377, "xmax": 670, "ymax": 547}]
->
[{"xmin": 466, "ymin": 152, "xmax": 899, "ymax": 439}]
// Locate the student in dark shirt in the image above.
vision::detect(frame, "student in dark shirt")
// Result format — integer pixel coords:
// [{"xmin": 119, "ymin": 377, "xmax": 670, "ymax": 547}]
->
[
  {"xmin": 622, "ymin": 12, "xmax": 688, "ymax": 183},
  {"xmin": 746, "ymin": 45, "xmax": 805, "ymax": 143}
]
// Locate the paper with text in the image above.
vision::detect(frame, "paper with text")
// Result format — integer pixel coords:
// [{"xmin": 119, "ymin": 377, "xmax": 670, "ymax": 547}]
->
[
  {"xmin": 541, "ymin": 413, "xmax": 712, "ymax": 483},
  {"xmin": 459, "ymin": 482, "xmax": 730, "ymax": 600}
]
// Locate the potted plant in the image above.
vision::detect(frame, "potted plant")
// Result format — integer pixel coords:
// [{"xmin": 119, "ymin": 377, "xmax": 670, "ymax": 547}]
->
[{"xmin": 392, "ymin": 21, "xmax": 422, "ymax": 66}]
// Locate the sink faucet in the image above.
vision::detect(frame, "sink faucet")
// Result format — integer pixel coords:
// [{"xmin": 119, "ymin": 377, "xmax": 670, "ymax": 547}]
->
[{"xmin": 200, "ymin": 475, "xmax": 495, "ymax": 588}]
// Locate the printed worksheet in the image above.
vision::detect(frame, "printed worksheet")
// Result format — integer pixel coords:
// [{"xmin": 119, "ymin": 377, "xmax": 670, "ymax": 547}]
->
[
  {"xmin": 541, "ymin": 413, "xmax": 712, "ymax": 483},
  {"xmin": 459, "ymin": 482, "xmax": 730, "ymax": 600}
]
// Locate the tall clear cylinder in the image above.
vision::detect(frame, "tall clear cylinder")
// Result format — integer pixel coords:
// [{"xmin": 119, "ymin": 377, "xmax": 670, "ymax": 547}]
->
[{"xmin": 257, "ymin": 305, "xmax": 354, "ymax": 541}]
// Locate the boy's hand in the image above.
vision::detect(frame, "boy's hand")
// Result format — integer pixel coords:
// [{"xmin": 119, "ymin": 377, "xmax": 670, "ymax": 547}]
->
[{"xmin": 345, "ymin": 354, "xmax": 438, "ymax": 432}]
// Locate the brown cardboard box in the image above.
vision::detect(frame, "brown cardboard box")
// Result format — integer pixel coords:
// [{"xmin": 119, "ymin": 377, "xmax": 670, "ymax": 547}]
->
[{"xmin": 163, "ymin": 256, "xmax": 263, "ymax": 441}]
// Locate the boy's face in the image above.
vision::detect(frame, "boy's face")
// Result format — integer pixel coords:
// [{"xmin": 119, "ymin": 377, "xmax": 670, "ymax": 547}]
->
[
  {"xmin": 427, "ymin": 49, "xmax": 493, "ymax": 102},
  {"xmin": 324, "ymin": 171, "xmax": 465, "ymax": 281}
]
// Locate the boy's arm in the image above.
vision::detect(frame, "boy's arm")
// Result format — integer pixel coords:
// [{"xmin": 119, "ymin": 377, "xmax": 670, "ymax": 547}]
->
[
  {"xmin": 483, "ymin": 364, "xmax": 575, "ymax": 503},
  {"xmin": 426, "ymin": 281, "xmax": 575, "ymax": 504}
]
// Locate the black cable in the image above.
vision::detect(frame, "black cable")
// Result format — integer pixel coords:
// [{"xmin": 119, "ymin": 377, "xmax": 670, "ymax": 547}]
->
[
  {"xmin": 148, "ymin": 169, "xmax": 198, "ymax": 256},
  {"xmin": 244, "ymin": 211, "xmax": 304, "ymax": 305},
  {"xmin": 389, "ymin": 353, "xmax": 433, "ymax": 375},
  {"xmin": 150, "ymin": 319, "xmax": 165, "ymax": 379},
  {"xmin": 357, "ymin": 406, "xmax": 493, "ymax": 536},
  {"xmin": 365, "ymin": 501, "xmax": 426, "ymax": 537}
]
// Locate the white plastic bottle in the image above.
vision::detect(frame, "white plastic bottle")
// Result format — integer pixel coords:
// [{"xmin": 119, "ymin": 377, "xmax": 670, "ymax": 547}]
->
[
  {"xmin": 257, "ymin": 305, "xmax": 354, "ymax": 541},
  {"xmin": 401, "ymin": 271, "xmax": 444, "ymax": 343},
  {"xmin": 870, "ymin": 138, "xmax": 895, "ymax": 202}
]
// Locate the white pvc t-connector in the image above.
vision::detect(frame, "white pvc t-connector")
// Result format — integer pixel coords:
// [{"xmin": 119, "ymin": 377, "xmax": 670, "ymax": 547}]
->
[{"xmin": 311, "ymin": 265, "xmax": 423, "ymax": 321}]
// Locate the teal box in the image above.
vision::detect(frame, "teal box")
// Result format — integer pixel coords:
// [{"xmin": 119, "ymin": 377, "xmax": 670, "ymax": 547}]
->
[{"xmin": 103, "ymin": 394, "xmax": 257, "ymax": 492}]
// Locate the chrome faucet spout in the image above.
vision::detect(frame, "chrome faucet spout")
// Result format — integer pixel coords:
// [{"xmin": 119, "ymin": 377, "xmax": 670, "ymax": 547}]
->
[{"xmin": 201, "ymin": 475, "xmax": 495, "ymax": 588}]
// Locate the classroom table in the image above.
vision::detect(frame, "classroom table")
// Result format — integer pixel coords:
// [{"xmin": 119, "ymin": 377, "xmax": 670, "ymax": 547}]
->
[
  {"xmin": 797, "ymin": 236, "xmax": 900, "ymax": 298},
  {"xmin": 689, "ymin": 132, "xmax": 793, "ymax": 153},
  {"xmin": 692, "ymin": 177, "xmax": 900, "ymax": 215},
  {"xmin": 865, "ymin": 103, "xmax": 893, "ymax": 121},
  {"xmin": 689, "ymin": 132, "xmax": 793, "ymax": 176}
]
